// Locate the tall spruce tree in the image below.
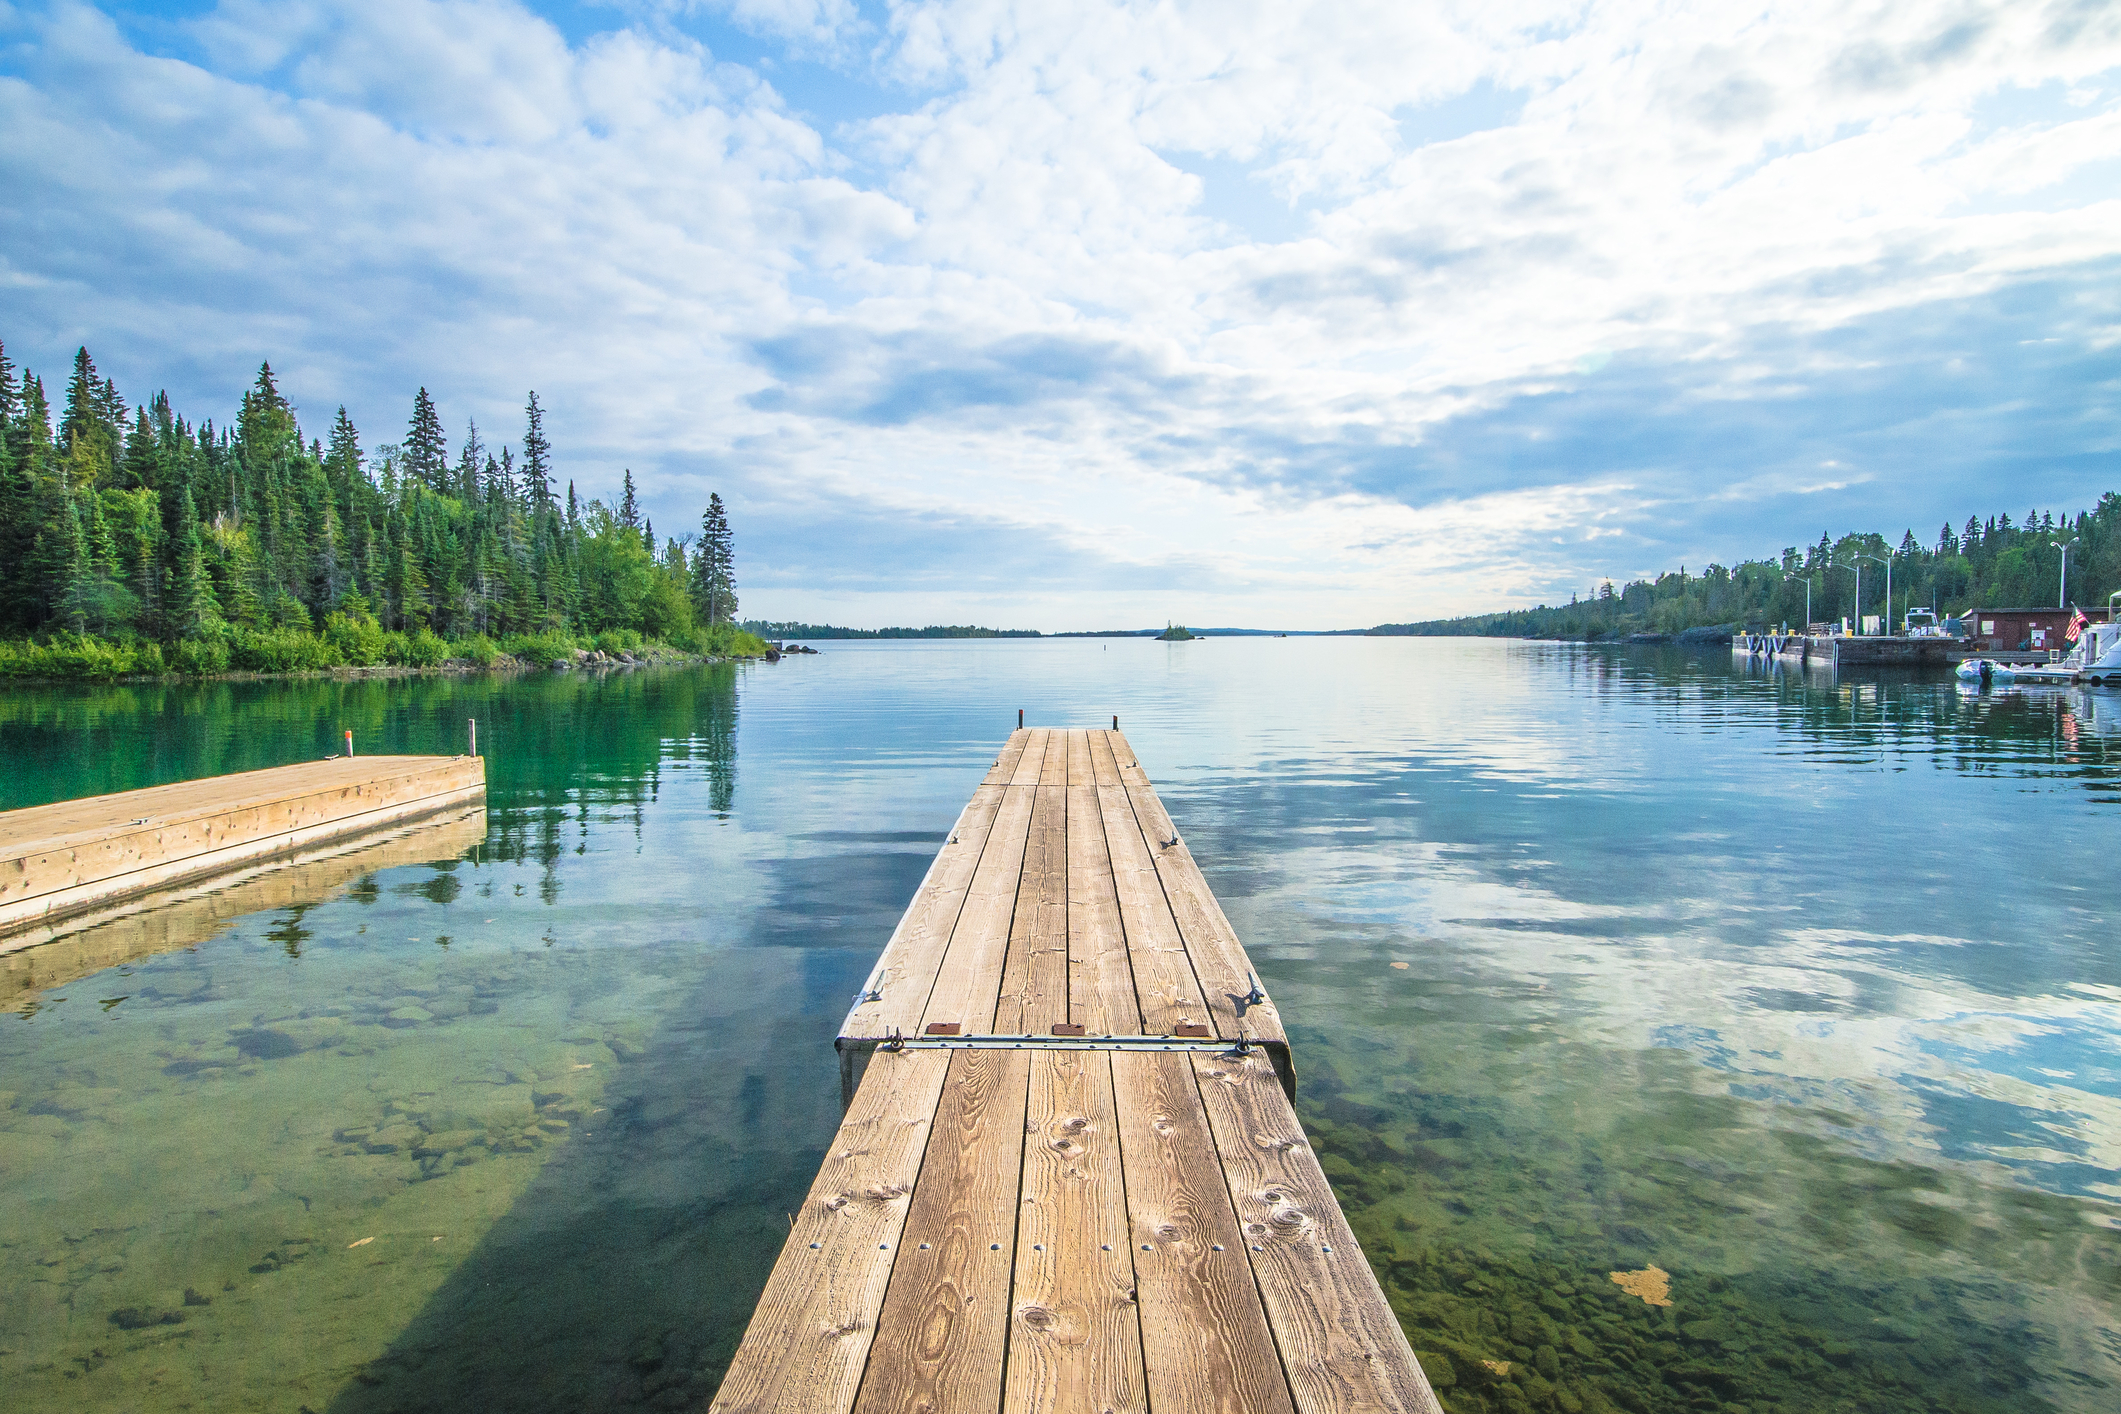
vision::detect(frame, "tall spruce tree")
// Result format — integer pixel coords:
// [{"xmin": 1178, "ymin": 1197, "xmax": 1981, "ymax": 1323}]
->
[
  {"xmin": 522, "ymin": 392, "xmax": 552, "ymax": 508},
  {"xmin": 405, "ymin": 388, "xmax": 447, "ymax": 494},
  {"xmin": 619, "ymin": 469, "xmax": 640, "ymax": 531},
  {"xmin": 455, "ymin": 418, "xmax": 484, "ymax": 502},
  {"xmin": 693, "ymin": 493, "xmax": 736, "ymax": 626}
]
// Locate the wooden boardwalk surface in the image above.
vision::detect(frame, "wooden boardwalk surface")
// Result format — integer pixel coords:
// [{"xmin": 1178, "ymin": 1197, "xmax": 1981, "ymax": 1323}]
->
[
  {"xmin": 713, "ymin": 729, "xmax": 1440, "ymax": 1414},
  {"xmin": 0, "ymin": 755, "xmax": 486, "ymax": 943}
]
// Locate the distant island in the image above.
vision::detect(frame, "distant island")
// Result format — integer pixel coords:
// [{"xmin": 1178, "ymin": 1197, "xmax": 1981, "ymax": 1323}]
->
[
  {"xmin": 1364, "ymin": 498, "xmax": 2120, "ymax": 640},
  {"xmin": 1155, "ymin": 624, "xmax": 1197, "ymax": 641}
]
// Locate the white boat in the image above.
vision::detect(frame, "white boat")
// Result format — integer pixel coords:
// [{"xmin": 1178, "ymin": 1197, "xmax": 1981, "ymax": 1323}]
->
[
  {"xmin": 1960, "ymin": 623, "xmax": 2121, "ymax": 686},
  {"xmin": 2080, "ymin": 623, "xmax": 2121, "ymax": 685}
]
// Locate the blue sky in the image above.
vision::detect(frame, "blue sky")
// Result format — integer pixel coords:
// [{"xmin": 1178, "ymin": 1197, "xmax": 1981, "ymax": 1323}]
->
[{"xmin": 2, "ymin": 0, "xmax": 2117, "ymax": 628}]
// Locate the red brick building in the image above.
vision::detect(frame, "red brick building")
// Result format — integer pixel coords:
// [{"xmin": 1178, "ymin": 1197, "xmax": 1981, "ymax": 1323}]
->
[{"xmin": 1963, "ymin": 608, "xmax": 2080, "ymax": 651}]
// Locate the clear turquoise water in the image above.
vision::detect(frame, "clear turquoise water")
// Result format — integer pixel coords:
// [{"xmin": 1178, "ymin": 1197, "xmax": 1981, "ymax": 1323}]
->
[{"xmin": 1, "ymin": 641, "xmax": 2117, "ymax": 1412}]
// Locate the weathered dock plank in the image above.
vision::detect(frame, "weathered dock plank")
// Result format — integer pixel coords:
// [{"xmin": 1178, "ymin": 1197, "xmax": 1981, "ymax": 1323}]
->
[
  {"xmin": 853, "ymin": 1048, "xmax": 1028, "ymax": 1414},
  {"xmin": 710, "ymin": 1047, "xmax": 952, "ymax": 1414},
  {"xmin": 0, "ymin": 755, "xmax": 486, "ymax": 943},
  {"xmin": 837, "ymin": 731, "xmax": 1288, "ymax": 1093},
  {"xmin": 719, "ymin": 729, "xmax": 1439, "ymax": 1414}
]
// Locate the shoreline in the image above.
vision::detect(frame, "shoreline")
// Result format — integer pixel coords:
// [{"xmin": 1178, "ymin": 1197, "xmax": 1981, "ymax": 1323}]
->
[{"xmin": 0, "ymin": 647, "xmax": 772, "ymax": 688}]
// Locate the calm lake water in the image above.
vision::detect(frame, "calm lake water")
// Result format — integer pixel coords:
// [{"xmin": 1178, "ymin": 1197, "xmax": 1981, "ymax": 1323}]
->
[{"xmin": 2, "ymin": 639, "xmax": 2117, "ymax": 1413}]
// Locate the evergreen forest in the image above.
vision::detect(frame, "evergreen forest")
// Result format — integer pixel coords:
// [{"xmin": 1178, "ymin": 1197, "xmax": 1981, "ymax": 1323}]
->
[
  {"xmin": 1375, "ymin": 503, "xmax": 2121, "ymax": 639},
  {"xmin": 0, "ymin": 340, "xmax": 763, "ymax": 677}
]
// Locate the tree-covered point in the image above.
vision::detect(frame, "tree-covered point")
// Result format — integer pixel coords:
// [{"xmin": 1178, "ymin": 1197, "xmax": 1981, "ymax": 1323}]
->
[
  {"xmin": 1374, "ymin": 504, "xmax": 2121, "ymax": 639},
  {"xmin": 0, "ymin": 339, "xmax": 763, "ymax": 675}
]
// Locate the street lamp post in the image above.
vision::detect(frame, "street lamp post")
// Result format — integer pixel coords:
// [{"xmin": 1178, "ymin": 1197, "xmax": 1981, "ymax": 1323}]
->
[
  {"xmin": 1783, "ymin": 571, "xmax": 1811, "ymax": 630},
  {"xmin": 1832, "ymin": 561, "xmax": 1861, "ymax": 634},
  {"xmin": 1858, "ymin": 551, "xmax": 1894, "ymax": 635},
  {"xmin": 2054, "ymin": 538, "xmax": 2079, "ymax": 609}
]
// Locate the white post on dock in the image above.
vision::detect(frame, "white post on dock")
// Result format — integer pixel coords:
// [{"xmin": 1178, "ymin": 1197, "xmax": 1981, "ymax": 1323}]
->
[
  {"xmin": 345, "ymin": 729, "xmax": 354, "ymax": 758},
  {"xmin": 468, "ymin": 718, "xmax": 477, "ymax": 757}
]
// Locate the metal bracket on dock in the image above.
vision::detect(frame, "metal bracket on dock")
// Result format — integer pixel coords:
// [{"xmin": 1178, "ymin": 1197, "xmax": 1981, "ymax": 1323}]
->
[
  {"xmin": 882, "ymin": 1032, "xmax": 1263, "ymax": 1054},
  {"xmin": 835, "ymin": 1032, "xmax": 1297, "ymax": 1108}
]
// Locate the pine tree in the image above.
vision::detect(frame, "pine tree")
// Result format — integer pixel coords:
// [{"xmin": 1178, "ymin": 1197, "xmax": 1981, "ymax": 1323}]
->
[
  {"xmin": 168, "ymin": 486, "xmax": 219, "ymax": 635},
  {"xmin": 619, "ymin": 469, "xmax": 640, "ymax": 531},
  {"xmin": 406, "ymin": 388, "xmax": 447, "ymax": 494},
  {"xmin": 693, "ymin": 492, "xmax": 736, "ymax": 626},
  {"xmin": 455, "ymin": 418, "xmax": 484, "ymax": 502},
  {"xmin": 61, "ymin": 347, "xmax": 117, "ymax": 489},
  {"xmin": 522, "ymin": 392, "xmax": 552, "ymax": 508},
  {"xmin": 0, "ymin": 339, "xmax": 16, "ymax": 476}
]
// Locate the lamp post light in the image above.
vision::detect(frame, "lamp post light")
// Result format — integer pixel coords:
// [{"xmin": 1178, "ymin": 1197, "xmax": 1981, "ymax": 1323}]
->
[
  {"xmin": 2054, "ymin": 538, "xmax": 2079, "ymax": 609},
  {"xmin": 1858, "ymin": 551, "xmax": 1894, "ymax": 635},
  {"xmin": 1832, "ymin": 561, "xmax": 1862, "ymax": 634},
  {"xmin": 1784, "ymin": 571, "xmax": 1812, "ymax": 630}
]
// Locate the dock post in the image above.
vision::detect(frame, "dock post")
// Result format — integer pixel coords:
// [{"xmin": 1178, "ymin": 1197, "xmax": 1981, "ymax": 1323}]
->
[
  {"xmin": 1112, "ymin": 714, "xmax": 1118, "ymax": 730},
  {"xmin": 344, "ymin": 730, "xmax": 354, "ymax": 758},
  {"xmin": 1018, "ymin": 708, "xmax": 1024, "ymax": 728},
  {"xmin": 468, "ymin": 718, "xmax": 477, "ymax": 757}
]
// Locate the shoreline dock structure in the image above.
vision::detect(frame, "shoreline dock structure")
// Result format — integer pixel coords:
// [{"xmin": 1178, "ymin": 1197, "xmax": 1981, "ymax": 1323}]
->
[
  {"xmin": 0, "ymin": 755, "xmax": 486, "ymax": 949},
  {"xmin": 712, "ymin": 728, "xmax": 1441, "ymax": 1414},
  {"xmin": 1733, "ymin": 632, "xmax": 1991, "ymax": 668}
]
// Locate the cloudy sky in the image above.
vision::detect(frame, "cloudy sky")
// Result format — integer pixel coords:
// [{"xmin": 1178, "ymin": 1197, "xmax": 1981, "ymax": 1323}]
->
[{"xmin": 3, "ymin": 0, "xmax": 2117, "ymax": 628}]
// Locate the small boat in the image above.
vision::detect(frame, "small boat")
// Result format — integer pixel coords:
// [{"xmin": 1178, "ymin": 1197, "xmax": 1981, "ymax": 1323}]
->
[{"xmin": 1955, "ymin": 658, "xmax": 2016, "ymax": 684}]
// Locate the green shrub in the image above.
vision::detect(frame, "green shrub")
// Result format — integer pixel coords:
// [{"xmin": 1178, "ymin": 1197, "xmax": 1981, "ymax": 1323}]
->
[
  {"xmin": 172, "ymin": 636, "xmax": 232, "ymax": 675},
  {"xmin": 0, "ymin": 633, "xmax": 155, "ymax": 678},
  {"xmin": 684, "ymin": 623, "xmax": 773, "ymax": 657},
  {"xmin": 593, "ymin": 628, "xmax": 644, "ymax": 655},
  {"xmin": 398, "ymin": 628, "xmax": 448, "ymax": 667},
  {"xmin": 455, "ymin": 634, "xmax": 499, "ymax": 666},
  {"xmin": 324, "ymin": 611, "xmax": 387, "ymax": 666},
  {"xmin": 501, "ymin": 630, "xmax": 581, "ymax": 665},
  {"xmin": 229, "ymin": 627, "xmax": 340, "ymax": 672}
]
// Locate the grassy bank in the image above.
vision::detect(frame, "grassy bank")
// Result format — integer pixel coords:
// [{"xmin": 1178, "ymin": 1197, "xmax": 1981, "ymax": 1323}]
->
[{"xmin": 0, "ymin": 621, "xmax": 772, "ymax": 681}]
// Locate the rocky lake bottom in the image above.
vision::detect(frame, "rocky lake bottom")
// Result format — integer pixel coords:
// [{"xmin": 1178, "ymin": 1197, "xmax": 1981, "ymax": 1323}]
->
[{"xmin": 3, "ymin": 640, "xmax": 2118, "ymax": 1411}]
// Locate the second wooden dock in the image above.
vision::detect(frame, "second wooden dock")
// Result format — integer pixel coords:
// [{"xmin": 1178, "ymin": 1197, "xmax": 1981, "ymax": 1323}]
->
[
  {"xmin": 0, "ymin": 755, "xmax": 487, "ymax": 946},
  {"xmin": 712, "ymin": 728, "xmax": 1440, "ymax": 1414}
]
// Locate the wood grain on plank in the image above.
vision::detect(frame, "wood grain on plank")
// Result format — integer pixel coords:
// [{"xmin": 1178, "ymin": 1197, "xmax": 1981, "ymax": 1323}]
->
[
  {"xmin": 1107, "ymin": 733, "xmax": 1286, "ymax": 1047},
  {"xmin": 1189, "ymin": 1049, "xmax": 1442, "ymax": 1414},
  {"xmin": 843, "ymin": 783, "xmax": 1010, "ymax": 1040},
  {"xmin": 1089, "ymin": 733, "xmax": 1207, "ymax": 1035},
  {"xmin": 919, "ymin": 782, "xmax": 1037, "ymax": 1035},
  {"xmin": 1065, "ymin": 729, "xmax": 1093, "ymax": 788},
  {"xmin": 1088, "ymin": 731, "xmax": 1124, "ymax": 788},
  {"xmin": 1011, "ymin": 729, "xmax": 1053, "ymax": 788},
  {"xmin": 984, "ymin": 730, "xmax": 1032, "ymax": 787},
  {"xmin": 853, "ymin": 1049, "xmax": 1032, "ymax": 1414},
  {"xmin": 1004, "ymin": 1049, "xmax": 1147, "ymax": 1414},
  {"xmin": 1041, "ymin": 729, "xmax": 1071, "ymax": 788},
  {"xmin": 995, "ymin": 775, "xmax": 1068, "ymax": 1035},
  {"xmin": 1067, "ymin": 776, "xmax": 1140, "ymax": 1036},
  {"xmin": 1112, "ymin": 1050, "xmax": 1296, "ymax": 1414},
  {"xmin": 709, "ymin": 1048, "xmax": 953, "ymax": 1414}
]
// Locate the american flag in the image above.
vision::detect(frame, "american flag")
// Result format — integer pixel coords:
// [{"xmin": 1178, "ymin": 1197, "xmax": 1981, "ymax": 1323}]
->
[{"xmin": 2066, "ymin": 607, "xmax": 2089, "ymax": 643}]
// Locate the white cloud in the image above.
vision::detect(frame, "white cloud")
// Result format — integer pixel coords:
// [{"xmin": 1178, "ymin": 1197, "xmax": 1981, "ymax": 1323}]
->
[{"xmin": 0, "ymin": 0, "xmax": 2117, "ymax": 627}]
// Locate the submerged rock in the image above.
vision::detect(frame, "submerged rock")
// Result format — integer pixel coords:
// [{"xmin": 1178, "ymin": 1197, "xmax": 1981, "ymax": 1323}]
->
[{"xmin": 232, "ymin": 1028, "xmax": 304, "ymax": 1060}]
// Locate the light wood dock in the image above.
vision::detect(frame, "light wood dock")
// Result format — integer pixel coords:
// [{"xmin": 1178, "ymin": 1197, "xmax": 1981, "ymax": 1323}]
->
[
  {"xmin": 712, "ymin": 728, "xmax": 1440, "ymax": 1414},
  {"xmin": 0, "ymin": 756, "xmax": 486, "ymax": 945}
]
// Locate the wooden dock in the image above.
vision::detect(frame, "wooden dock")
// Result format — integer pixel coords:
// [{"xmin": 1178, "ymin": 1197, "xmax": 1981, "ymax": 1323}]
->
[
  {"xmin": 0, "ymin": 756, "xmax": 486, "ymax": 945},
  {"xmin": 712, "ymin": 728, "xmax": 1440, "ymax": 1414}
]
